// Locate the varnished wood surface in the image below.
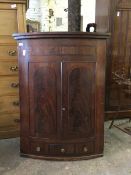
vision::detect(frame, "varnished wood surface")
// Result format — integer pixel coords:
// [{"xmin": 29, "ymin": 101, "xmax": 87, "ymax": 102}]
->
[
  {"xmin": 0, "ymin": 0, "xmax": 26, "ymax": 139},
  {"xmin": 13, "ymin": 32, "xmax": 110, "ymax": 40},
  {"xmin": 96, "ymin": 0, "xmax": 131, "ymax": 120},
  {"xmin": 15, "ymin": 32, "xmax": 109, "ymax": 160},
  {"xmin": 0, "ymin": 76, "xmax": 19, "ymax": 96},
  {"xmin": 0, "ymin": 0, "xmax": 27, "ymax": 4}
]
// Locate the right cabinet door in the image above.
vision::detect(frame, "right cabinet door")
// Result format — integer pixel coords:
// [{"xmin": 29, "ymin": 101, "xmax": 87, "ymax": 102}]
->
[{"xmin": 62, "ymin": 61, "xmax": 96, "ymax": 140}]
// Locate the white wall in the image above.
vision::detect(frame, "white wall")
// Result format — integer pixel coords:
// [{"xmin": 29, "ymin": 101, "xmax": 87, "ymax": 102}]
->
[
  {"xmin": 26, "ymin": 0, "xmax": 96, "ymax": 32},
  {"xmin": 26, "ymin": 0, "xmax": 41, "ymax": 22},
  {"xmin": 81, "ymin": 0, "xmax": 96, "ymax": 31},
  {"xmin": 26, "ymin": 0, "xmax": 68, "ymax": 32}
]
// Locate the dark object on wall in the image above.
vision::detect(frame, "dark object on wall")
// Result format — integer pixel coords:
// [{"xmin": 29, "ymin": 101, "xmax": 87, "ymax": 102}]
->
[
  {"xmin": 56, "ymin": 18, "xmax": 62, "ymax": 26},
  {"xmin": 64, "ymin": 8, "xmax": 68, "ymax": 12},
  {"xmin": 13, "ymin": 32, "xmax": 109, "ymax": 161},
  {"xmin": 96, "ymin": 0, "xmax": 131, "ymax": 120},
  {"xmin": 49, "ymin": 9, "xmax": 54, "ymax": 18},
  {"xmin": 26, "ymin": 19, "xmax": 40, "ymax": 32},
  {"xmin": 68, "ymin": 0, "xmax": 81, "ymax": 31},
  {"xmin": 86, "ymin": 23, "xmax": 97, "ymax": 32}
]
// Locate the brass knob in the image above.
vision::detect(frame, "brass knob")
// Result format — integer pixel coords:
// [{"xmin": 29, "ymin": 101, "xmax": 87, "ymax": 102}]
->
[
  {"xmin": 61, "ymin": 148, "xmax": 65, "ymax": 153},
  {"xmin": 11, "ymin": 83, "xmax": 19, "ymax": 88},
  {"xmin": 13, "ymin": 101, "xmax": 19, "ymax": 106},
  {"xmin": 36, "ymin": 147, "xmax": 41, "ymax": 152},
  {"xmin": 10, "ymin": 66, "xmax": 18, "ymax": 72},
  {"xmin": 8, "ymin": 50, "xmax": 16, "ymax": 56},
  {"xmin": 83, "ymin": 146, "xmax": 88, "ymax": 153},
  {"xmin": 14, "ymin": 119, "xmax": 20, "ymax": 123}
]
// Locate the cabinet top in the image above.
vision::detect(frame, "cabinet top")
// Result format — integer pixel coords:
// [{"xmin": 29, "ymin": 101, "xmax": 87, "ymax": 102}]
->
[{"xmin": 13, "ymin": 32, "xmax": 110, "ymax": 40}]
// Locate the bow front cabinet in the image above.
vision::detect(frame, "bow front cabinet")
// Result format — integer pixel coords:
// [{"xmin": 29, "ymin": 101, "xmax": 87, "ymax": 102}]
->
[{"xmin": 14, "ymin": 32, "xmax": 109, "ymax": 160}]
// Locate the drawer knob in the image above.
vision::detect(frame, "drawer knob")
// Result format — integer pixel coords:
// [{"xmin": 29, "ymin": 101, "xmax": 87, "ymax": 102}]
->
[
  {"xmin": 83, "ymin": 146, "xmax": 88, "ymax": 153},
  {"xmin": 36, "ymin": 147, "xmax": 41, "ymax": 152},
  {"xmin": 13, "ymin": 101, "xmax": 19, "ymax": 106},
  {"xmin": 10, "ymin": 66, "xmax": 18, "ymax": 72},
  {"xmin": 14, "ymin": 119, "xmax": 20, "ymax": 123},
  {"xmin": 11, "ymin": 83, "xmax": 19, "ymax": 88},
  {"xmin": 61, "ymin": 148, "xmax": 65, "ymax": 153},
  {"xmin": 8, "ymin": 50, "xmax": 16, "ymax": 56}
]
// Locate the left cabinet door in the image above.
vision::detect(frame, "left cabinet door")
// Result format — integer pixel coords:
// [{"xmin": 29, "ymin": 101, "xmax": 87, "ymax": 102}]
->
[{"xmin": 29, "ymin": 62, "xmax": 61, "ymax": 140}]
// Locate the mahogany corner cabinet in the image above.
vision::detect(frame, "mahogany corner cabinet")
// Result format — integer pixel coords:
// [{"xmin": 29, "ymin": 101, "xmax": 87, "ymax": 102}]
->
[{"xmin": 13, "ymin": 32, "xmax": 110, "ymax": 161}]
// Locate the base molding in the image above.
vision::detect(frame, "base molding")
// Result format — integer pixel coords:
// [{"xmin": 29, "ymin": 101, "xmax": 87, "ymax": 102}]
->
[
  {"xmin": 105, "ymin": 110, "xmax": 131, "ymax": 120},
  {"xmin": 20, "ymin": 153, "xmax": 103, "ymax": 161}
]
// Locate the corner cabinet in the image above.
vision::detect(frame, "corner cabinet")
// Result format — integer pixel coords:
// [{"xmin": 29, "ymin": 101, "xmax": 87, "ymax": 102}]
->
[
  {"xmin": 14, "ymin": 32, "xmax": 109, "ymax": 160},
  {"xmin": 0, "ymin": 0, "xmax": 26, "ymax": 139}
]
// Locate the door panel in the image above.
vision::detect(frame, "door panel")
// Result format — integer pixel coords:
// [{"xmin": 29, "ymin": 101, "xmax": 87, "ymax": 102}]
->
[
  {"xmin": 29, "ymin": 62, "xmax": 61, "ymax": 139},
  {"xmin": 62, "ymin": 62, "xmax": 96, "ymax": 140},
  {"xmin": 0, "ymin": 9, "xmax": 18, "ymax": 35}
]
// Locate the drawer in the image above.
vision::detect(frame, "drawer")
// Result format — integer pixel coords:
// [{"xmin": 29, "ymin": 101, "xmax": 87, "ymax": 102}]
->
[
  {"xmin": 75, "ymin": 142, "xmax": 94, "ymax": 155},
  {"xmin": 0, "ymin": 61, "xmax": 18, "ymax": 75},
  {"xmin": 0, "ymin": 113, "xmax": 20, "ymax": 129},
  {"xmin": 0, "ymin": 45, "xmax": 17, "ymax": 59},
  {"xmin": 31, "ymin": 142, "xmax": 48, "ymax": 155},
  {"xmin": 48, "ymin": 144, "xmax": 75, "ymax": 156},
  {"xmin": 30, "ymin": 142, "xmax": 94, "ymax": 157},
  {"xmin": 0, "ymin": 76, "xmax": 19, "ymax": 96},
  {"xmin": 30, "ymin": 142, "xmax": 75, "ymax": 156},
  {"xmin": 0, "ymin": 95, "xmax": 20, "ymax": 114}
]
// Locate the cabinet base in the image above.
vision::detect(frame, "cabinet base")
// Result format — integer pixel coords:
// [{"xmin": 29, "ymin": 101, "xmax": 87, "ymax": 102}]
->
[{"xmin": 20, "ymin": 153, "xmax": 103, "ymax": 161}]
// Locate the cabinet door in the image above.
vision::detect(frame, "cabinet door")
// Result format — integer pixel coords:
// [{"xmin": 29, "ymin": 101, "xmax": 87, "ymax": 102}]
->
[
  {"xmin": 62, "ymin": 62, "xmax": 96, "ymax": 140},
  {"xmin": 29, "ymin": 62, "xmax": 61, "ymax": 139},
  {"xmin": 107, "ymin": 9, "xmax": 131, "ymax": 112}
]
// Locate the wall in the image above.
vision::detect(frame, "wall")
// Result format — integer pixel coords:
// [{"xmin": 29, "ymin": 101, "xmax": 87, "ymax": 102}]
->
[
  {"xmin": 26, "ymin": 0, "xmax": 41, "ymax": 22},
  {"xmin": 26, "ymin": 0, "xmax": 68, "ymax": 31},
  {"xmin": 26, "ymin": 0, "xmax": 96, "ymax": 32},
  {"xmin": 81, "ymin": 0, "xmax": 96, "ymax": 31}
]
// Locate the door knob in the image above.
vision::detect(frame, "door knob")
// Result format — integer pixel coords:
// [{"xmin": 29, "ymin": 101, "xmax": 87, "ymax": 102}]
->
[{"xmin": 62, "ymin": 107, "xmax": 66, "ymax": 111}]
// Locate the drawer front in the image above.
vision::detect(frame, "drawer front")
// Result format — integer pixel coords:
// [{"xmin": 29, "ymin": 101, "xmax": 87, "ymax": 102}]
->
[
  {"xmin": 0, "ymin": 95, "xmax": 20, "ymax": 114},
  {"xmin": 30, "ymin": 141, "xmax": 95, "ymax": 157},
  {"xmin": 0, "ymin": 76, "xmax": 19, "ymax": 96},
  {"xmin": 75, "ymin": 142, "xmax": 94, "ymax": 156},
  {"xmin": 31, "ymin": 142, "xmax": 48, "ymax": 155},
  {"xmin": 0, "ymin": 113, "xmax": 20, "ymax": 129},
  {"xmin": 0, "ymin": 45, "xmax": 17, "ymax": 59},
  {"xmin": 0, "ymin": 61, "xmax": 18, "ymax": 75},
  {"xmin": 48, "ymin": 144, "xmax": 75, "ymax": 156},
  {"xmin": 30, "ymin": 142, "xmax": 75, "ymax": 156}
]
